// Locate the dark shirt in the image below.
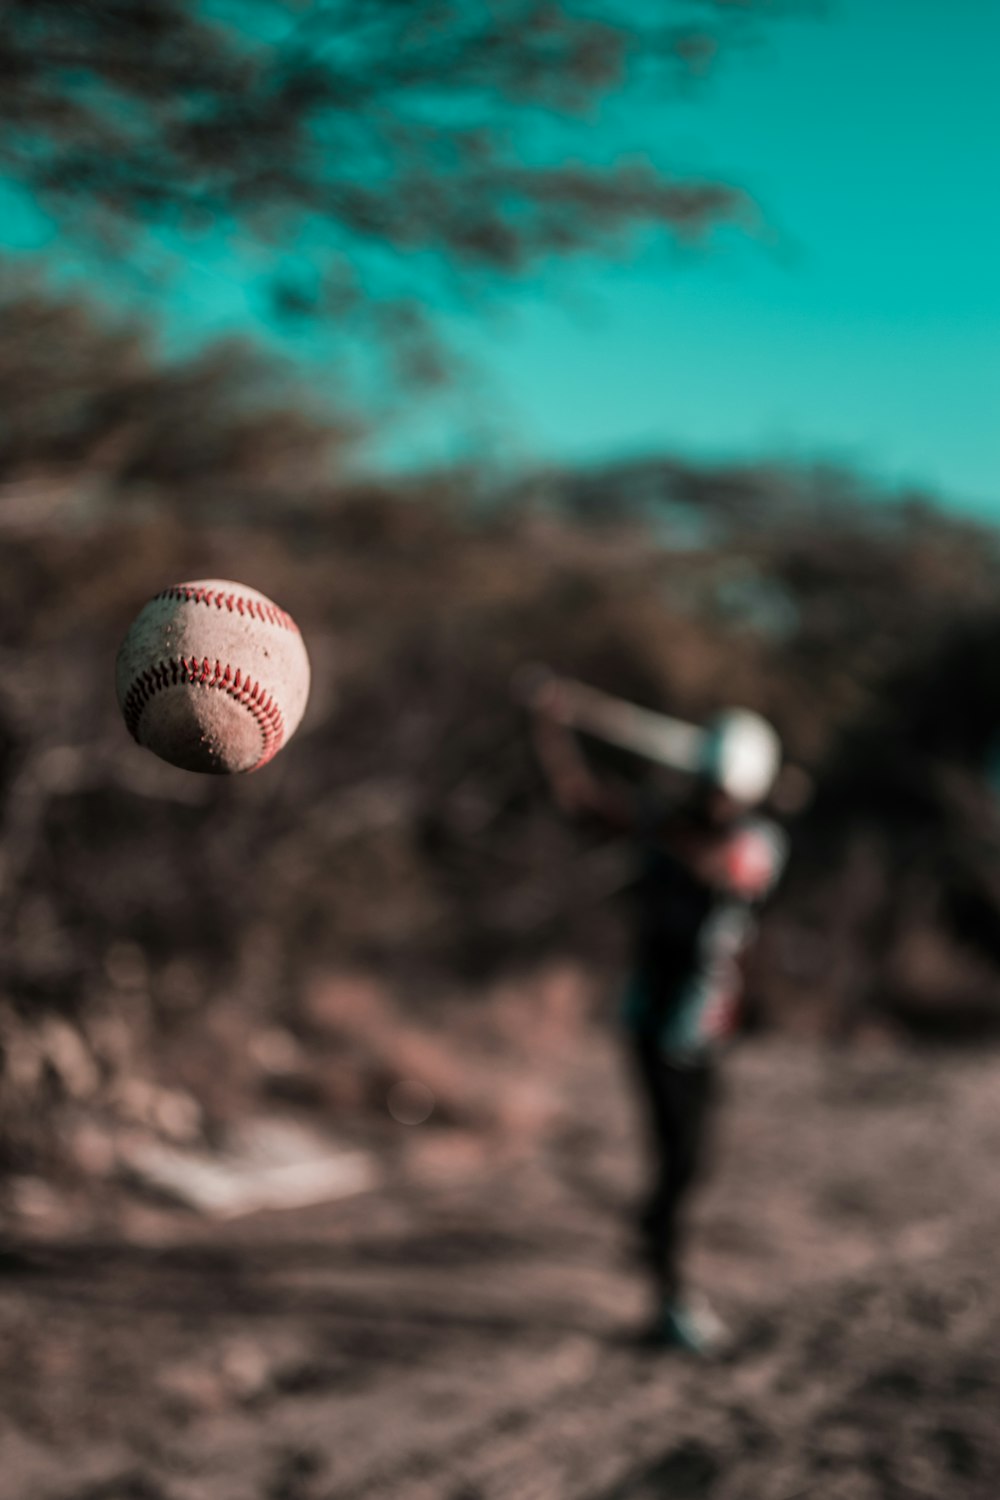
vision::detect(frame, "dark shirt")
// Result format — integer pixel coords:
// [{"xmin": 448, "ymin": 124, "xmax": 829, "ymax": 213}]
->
[{"xmin": 624, "ymin": 799, "xmax": 787, "ymax": 1059}]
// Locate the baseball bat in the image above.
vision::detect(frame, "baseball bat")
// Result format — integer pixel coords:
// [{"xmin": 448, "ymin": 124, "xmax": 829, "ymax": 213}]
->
[
  {"xmin": 512, "ymin": 664, "xmax": 705, "ymax": 773},
  {"xmin": 513, "ymin": 665, "xmax": 813, "ymax": 813}
]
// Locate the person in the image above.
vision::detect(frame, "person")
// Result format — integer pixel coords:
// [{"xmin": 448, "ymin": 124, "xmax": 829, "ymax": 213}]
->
[{"xmin": 530, "ymin": 682, "xmax": 787, "ymax": 1354}]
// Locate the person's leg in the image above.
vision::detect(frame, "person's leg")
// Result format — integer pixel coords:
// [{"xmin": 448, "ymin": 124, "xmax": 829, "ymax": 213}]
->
[
  {"xmin": 629, "ymin": 1043, "xmax": 715, "ymax": 1295},
  {"xmin": 656, "ymin": 1058, "xmax": 716, "ymax": 1305},
  {"xmin": 628, "ymin": 1040, "xmax": 720, "ymax": 1346},
  {"xmin": 627, "ymin": 1032, "xmax": 674, "ymax": 1297}
]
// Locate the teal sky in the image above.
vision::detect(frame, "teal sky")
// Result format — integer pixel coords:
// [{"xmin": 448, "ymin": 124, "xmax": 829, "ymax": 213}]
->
[
  {"xmin": 410, "ymin": 0, "xmax": 1000, "ymax": 519},
  {"xmin": 4, "ymin": 0, "xmax": 998, "ymax": 518}
]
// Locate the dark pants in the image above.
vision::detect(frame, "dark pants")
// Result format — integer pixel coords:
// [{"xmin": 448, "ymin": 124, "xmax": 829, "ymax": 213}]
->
[{"xmin": 629, "ymin": 1035, "xmax": 717, "ymax": 1306}]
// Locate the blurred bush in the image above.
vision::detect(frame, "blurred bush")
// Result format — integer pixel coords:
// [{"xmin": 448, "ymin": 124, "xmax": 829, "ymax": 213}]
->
[
  {"xmin": 0, "ymin": 274, "xmax": 352, "ymax": 510},
  {"xmin": 0, "ymin": 0, "xmax": 784, "ymax": 371},
  {"xmin": 2, "ymin": 307, "xmax": 1000, "ymax": 1181}
]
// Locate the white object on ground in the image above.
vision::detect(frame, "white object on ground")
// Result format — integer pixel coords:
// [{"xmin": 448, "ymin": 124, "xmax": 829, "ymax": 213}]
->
[{"xmin": 121, "ymin": 1116, "xmax": 376, "ymax": 1219}]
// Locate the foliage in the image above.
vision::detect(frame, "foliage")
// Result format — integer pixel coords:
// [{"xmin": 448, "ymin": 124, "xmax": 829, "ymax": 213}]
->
[
  {"xmin": 0, "ymin": 0, "xmax": 798, "ymax": 355},
  {"xmin": 3, "ymin": 450, "xmax": 1000, "ymax": 1175},
  {"xmin": 0, "ymin": 274, "xmax": 349, "ymax": 499}
]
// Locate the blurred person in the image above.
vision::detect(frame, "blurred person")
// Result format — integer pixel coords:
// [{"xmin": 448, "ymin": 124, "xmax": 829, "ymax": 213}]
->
[{"xmin": 530, "ymin": 684, "xmax": 787, "ymax": 1354}]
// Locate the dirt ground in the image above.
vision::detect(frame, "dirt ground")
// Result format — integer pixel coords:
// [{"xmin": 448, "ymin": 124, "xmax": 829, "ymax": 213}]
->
[{"xmin": 2, "ymin": 1031, "xmax": 1000, "ymax": 1500}]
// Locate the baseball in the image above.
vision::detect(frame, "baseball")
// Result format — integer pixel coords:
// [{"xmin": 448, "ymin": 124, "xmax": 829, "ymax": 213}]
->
[{"xmin": 116, "ymin": 579, "xmax": 311, "ymax": 774}]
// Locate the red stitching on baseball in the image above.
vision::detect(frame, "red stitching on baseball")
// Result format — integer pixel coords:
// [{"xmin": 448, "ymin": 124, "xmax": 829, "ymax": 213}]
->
[
  {"xmin": 122, "ymin": 656, "xmax": 286, "ymax": 770},
  {"xmin": 154, "ymin": 586, "xmax": 299, "ymax": 633}
]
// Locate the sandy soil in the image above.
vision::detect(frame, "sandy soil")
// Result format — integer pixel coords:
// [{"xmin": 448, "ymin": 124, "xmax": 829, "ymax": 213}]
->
[{"xmin": 2, "ymin": 1034, "xmax": 999, "ymax": 1500}]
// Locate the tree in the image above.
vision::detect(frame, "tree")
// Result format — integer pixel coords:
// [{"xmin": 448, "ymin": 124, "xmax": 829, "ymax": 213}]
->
[
  {"xmin": 0, "ymin": 0, "xmax": 798, "ymax": 366},
  {"xmin": 0, "ymin": 273, "xmax": 349, "ymax": 499}
]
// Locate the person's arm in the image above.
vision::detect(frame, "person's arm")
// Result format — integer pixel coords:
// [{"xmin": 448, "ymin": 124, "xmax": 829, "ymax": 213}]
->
[{"xmin": 530, "ymin": 684, "xmax": 635, "ymax": 831}]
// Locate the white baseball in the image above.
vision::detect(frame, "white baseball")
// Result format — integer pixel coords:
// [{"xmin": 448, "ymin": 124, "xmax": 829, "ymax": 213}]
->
[{"xmin": 116, "ymin": 579, "xmax": 311, "ymax": 774}]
